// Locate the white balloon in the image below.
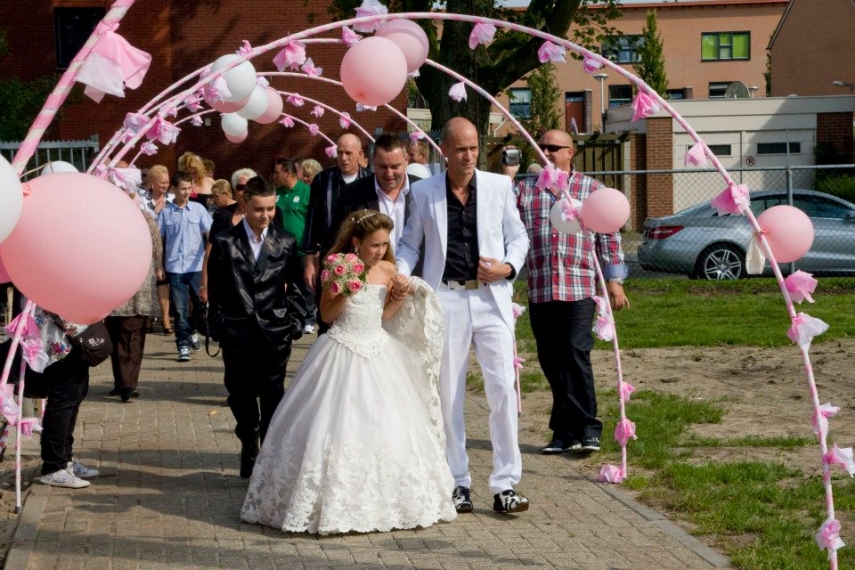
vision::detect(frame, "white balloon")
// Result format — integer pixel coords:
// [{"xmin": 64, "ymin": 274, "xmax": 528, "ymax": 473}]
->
[
  {"xmin": 0, "ymin": 155, "xmax": 23, "ymax": 244},
  {"xmin": 41, "ymin": 161, "xmax": 79, "ymax": 174},
  {"xmin": 210, "ymin": 54, "xmax": 257, "ymax": 103},
  {"xmin": 236, "ymin": 85, "xmax": 269, "ymax": 121},
  {"xmin": 221, "ymin": 113, "xmax": 249, "ymax": 137},
  {"xmin": 550, "ymin": 198, "xmax": 583, "ymax": 234}
]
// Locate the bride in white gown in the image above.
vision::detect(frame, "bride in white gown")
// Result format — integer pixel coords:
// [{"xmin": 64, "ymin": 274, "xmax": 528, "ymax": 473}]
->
[{"xmin": 241, "ymin": 210, "xmax": 456, "ymax": 534}]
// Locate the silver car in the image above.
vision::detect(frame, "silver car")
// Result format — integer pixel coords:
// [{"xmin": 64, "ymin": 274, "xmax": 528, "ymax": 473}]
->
[{"xmin": 637, "ymin": 190, "xmax": 855, "ymax": 279}]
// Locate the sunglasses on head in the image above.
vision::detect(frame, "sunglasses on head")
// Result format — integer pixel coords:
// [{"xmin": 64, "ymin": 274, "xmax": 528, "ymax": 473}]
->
[{"xmin": 538, "ymin": 144, "xmax": 572, "ymax": 153}]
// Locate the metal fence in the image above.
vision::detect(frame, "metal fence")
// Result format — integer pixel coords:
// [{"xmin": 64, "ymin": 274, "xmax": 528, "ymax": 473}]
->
[{"xmin": 0, "ymin": 136, "xmax": 100, "ymax": 180}]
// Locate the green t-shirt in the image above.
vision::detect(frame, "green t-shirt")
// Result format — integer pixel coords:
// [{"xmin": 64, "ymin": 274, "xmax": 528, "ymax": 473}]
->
[{"xmin": 275, "ymin": 180, "xmax": 311, "ymax": 247}]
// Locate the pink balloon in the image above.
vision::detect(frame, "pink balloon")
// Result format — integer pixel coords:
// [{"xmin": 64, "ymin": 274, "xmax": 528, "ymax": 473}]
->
[
  {"xmin": 226, "ymin": 131, "xmax": 248, "ymax": 143},
  {"xmin": 376, "ymin": 19, "xmax": 429, "ymax": 55},
  {"xmin": 0, "ymin": 253, "xmax": 10, "ymax": 284},
  {"xmin": 580, "ymin": 188, "xmax": 631, "ymax": 234},
  {"xmin": 757, "ymin": 205, "xmax": 814, "ymax": 263},
  {"xmin": 0, "ymin": 173, "xmax": 152, "ymax": 324},
  {"xmin": 208, "ymin": 95, "xmax": 251, "ymax": 114},
  {"xmin": 340, "ymin": 37, "xmax": 408, "ymax": 106},
  {"xmin": 383, "ymin": 31, "xmax": 428, "ymax": 74},
  {"xmin": 255, "ymin": 88, "xmax": 284, "ymax": 124}
]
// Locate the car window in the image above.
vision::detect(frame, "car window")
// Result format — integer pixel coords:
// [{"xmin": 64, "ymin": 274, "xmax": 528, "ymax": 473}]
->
[
  {"xmin": 792, "ymin": 196, "xmax": 853, "ymax": 219},
  {"xmin": 749, "ymin": 196, "xmax": 786, "ymax": 216}
]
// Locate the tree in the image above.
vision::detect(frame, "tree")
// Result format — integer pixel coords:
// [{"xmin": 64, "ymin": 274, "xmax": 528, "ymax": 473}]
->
[
  {"xmin": 520, "ymin": 63, "xmax": 561, "ymax": 139},
  {"xmin": 325, "ymin": 0, "xmax": 621, "ymax": 134},
  {"xmin": 0, "ymin": 28, "xmax": 58, "ymax": 142},
  {"xmin": 634, "ymin": 9, "xmax": 668, "ymax": 97}
]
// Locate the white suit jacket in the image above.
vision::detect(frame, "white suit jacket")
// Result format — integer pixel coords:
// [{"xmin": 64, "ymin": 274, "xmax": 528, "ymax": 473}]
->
[{"xmin": 396, "ymin": 169, "xmax": 530, "ymax": 332}]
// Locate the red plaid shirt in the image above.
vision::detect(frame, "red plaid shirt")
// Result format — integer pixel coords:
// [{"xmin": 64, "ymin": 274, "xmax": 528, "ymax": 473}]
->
[{"xmin": 515, "ymin": 171, "xmax": 626, "ymax": 303}]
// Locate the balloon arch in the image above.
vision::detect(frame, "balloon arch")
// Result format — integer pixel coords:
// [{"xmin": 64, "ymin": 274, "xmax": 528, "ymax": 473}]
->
[{"xmin": 0, "ymin": 2, "xmax": 848, "ymax": 565}]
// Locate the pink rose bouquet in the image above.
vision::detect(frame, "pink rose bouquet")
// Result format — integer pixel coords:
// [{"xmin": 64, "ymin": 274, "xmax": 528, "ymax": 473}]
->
[{"xmin": 321, "ymin": 252, "xmax": 368, "ymax": 297}]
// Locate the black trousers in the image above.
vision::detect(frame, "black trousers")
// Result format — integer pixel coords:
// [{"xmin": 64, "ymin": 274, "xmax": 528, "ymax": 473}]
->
[
  {"xmin": 221, "ymin": 326, "xmax": 291, "ymax": 445},
  {"xmin": 41, "ymin": 351, "xmax": 90, "ymax": 475},
  {"xmin": 529, "ymin": 298, "xmax": 603, "ymax": 441},
  {"xmin": 106, "ymin": 315, "xmax": 148, "ymax": 394}
]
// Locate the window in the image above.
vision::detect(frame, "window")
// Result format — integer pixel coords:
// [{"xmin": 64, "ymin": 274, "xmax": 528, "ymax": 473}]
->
[
  {"xmin": 702, "ymin": 32, "xmax": 750, "ymax": 61},
  {"xmin": 509, "ymin": 88, "xmax": 532, "ymax": 119},
  {"xmin": 757, "ymin": 142, "xmax": 801, "ymax": 155},
  {"xmin": 666, "ymin": 89, "xmax": 685, "ymax": 100},
  {"xmin": 608, "ymin": 85, "xmax": 633, "ymax": 108},
  {"xmin": 793, "ymin": 196, "xmax": 853, "ymax": 219},
  {"xmin": 54, "ymin": 7, "xmax": 105, "ymax": 69},
  {"xmin": 708, "ymin": 82, "xmax": 733, "ymax": 99},
  {"xmin": 601, "ymin": 35, "xmax": 645, "ymax": 64},
  {"xmin": 707, "ymin": 144, "xmax": 732, "ymax": 157}
]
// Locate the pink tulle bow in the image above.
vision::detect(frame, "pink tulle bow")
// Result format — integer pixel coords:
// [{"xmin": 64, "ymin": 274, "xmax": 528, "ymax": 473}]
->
[
  {"xmin": 813, "ymin": 403, "xmax": 840, "ymax": 439},
  {"xmin": 469, "ymin": 23, "xmax": 496, "ymax": 49},
  {"xmin": 184, "ymin": 94, "xmax": 204, "ymax": 112},
  {"xmin": 513, "ymin": 356, "xmax": 525, "ymax": 370},
  {"xmin": 684, "ymin": 141, "xmax": 709, "ymax": 168},
  {"xmin": 593, "ymin": 315, "xmax": 615, "ymax": 342},
  {"xmin": 535, "ymin": 164, "xmax": 570, "ymax": 193},
  {"xmin": 785, "ymin": 270, "xmax": 817, "ymax": 304},
  {"xmin": 286, "ymin": 94, "xmax": 305, "ymax": 107},
  {"xmin": 449, "ymin": 82, "xmax": 467, "ymax": 102},
  {"xmin": 280, "ymin": 116, "xmax": 295, "ymax": 128},
  {"xmin": 325, "ymin": 145, "xmax": 338, "ymax": 158},
  {"xmin": 823, "ymin": 444, "xmax": 855, "ymax": 477},
  {"xmin": 301, "ymin": 58, "xmax": 323, "ymax": 77},
  {"xmin": 583, "ymin": 57, "xmax": 603, "ymax": 74},
  {"xmin": 631, "ymin": 90, "xmax": 661, "ymax": 122},
  {"xmin": 710, "ymin": 183, "xmax": 750, "ymax": 216},
  {"xmin": 147, "ymin": 116, "xmax": 180, "ymax": 145},
  {"xmin": 311, "ymin": 105, "xmax": 324, "ymax": 118},
  {"xmin": 511, "ymin": 303, "xmax": 526, "ymax": 320},
  {"xmin": 560, "ymin": 197, "xmax": 581, "ymax": 223},
  {"xmin": 339, "ymin": 113, "xmax": 352, "ymax": 129},
  {"xmin": 141, "ymin": 141, "xmax": 158, "ymax": 156},
  {"xmin": 409, "ymin": 131, "xmax": 425, "ymax": 143},
  {"xmin": 237, "ymin": 40, "xmax": 253, "ymax": 57},
  {"xmin": 353, "ymin": 0, "xmax": 388, "ymax": 33},
  {"xmin": 108, "ymin": 166, "xmax": 142, "ymax": 194},
  {"xmin": 272, "ymin": 41, "xmax": 307, "ymax": 72},
  {"xmin": 537, "ymin": 41, "xmax": 566, "ymax": 64},
  {"xmin": 203, "ymin": 75, "xmax": 232, "ymax": 104},
  {"xmin": 123, "ymin": 112, "xmax": 150, "ymax": 135},
  {"xmin": 308, "ymin": 124, "xmax": 320, "ymax": 136},
  {"xmin": 618, "ymin": 380, "xmax": 636, "ymax": 403},
  {"xmin": 342, "ymin": 27, "xmax": 362, "ymax": 47},
  {"xmin": 787, "ymin": 312, "xmax": 829, "ymax": 350},
  {"xmin": 599, "ymin": 464, "xmax": 626, "ymax": 484},
  {"xmin": 614, "ymin": 418, "xmax": 637, "ymax": 447},
  {"xmin": 4, "ymin": 311, "xmax": 39, "ymax": 341},
  {"xmin": 77, "ymin": 23, "xmax": 152, "ymax": 102},
  {"xmin": 190, "ymin": 115, "xmax": 203, "ymax": 127},
  {"xmin": 816, "ymin": 518, "xmax": 845, "ymax": 558}
]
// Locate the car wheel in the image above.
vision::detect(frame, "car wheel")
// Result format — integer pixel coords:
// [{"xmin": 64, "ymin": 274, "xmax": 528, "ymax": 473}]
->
[{"xmin": 695, "ymin": 244, "xmax": 746, "ymax": 280}]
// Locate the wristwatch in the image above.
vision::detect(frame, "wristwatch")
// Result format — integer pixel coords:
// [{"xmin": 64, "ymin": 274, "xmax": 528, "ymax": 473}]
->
[{"xmin": 608, "ymin": 278, "xmax": 625, "ymax": 285}]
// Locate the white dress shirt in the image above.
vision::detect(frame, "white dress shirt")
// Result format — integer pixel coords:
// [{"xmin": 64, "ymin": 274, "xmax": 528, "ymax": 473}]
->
[
  {"xmin": 374, "ymin": 178, "xmax": 411, "ymax": 249},
  {"xmin": 242, "ymin": 218, "xmax": 268, "ymax": 261}
]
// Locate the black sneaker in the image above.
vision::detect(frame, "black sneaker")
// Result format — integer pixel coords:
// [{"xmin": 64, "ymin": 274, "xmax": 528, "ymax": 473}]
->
[
  {"xmin": 452, "ymin": 485, "xmax": 473, "ymax": 513},
  {"xmin": 541, "ymin": 438, "xmax": 581, "ymax": 455},
  {"xmin": 493, "ymin": 489, "xmax": 529, "ymax": 514},
  {"xmin": 120, "ymin": 389, "xmax": 140, "ymax": 402},
  {"xmin": 580, "ymin": 437, "xmax": 601, "ymax": 452}
]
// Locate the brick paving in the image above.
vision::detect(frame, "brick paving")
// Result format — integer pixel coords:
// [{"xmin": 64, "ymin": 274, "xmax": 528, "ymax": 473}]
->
[{"xmin": 7, "ymin": 331, "xmax": 732, "ymax": 569}]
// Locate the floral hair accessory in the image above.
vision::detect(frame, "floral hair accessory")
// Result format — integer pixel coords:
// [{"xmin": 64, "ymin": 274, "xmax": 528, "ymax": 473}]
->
[{"xmin": 321, "ymin": 252, "xmax": 369, "ymax": 298}]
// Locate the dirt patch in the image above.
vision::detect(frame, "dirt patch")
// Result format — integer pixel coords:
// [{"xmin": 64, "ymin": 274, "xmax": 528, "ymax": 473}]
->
[{"xmin": 0, "ymin": 452, "xmax": 40, "ymax": 565}]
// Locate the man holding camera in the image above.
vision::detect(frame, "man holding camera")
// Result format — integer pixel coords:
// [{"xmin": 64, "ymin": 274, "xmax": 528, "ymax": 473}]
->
[{"xmin": 508, "ymin": 129, "xmax": 630, "ymax": 456}]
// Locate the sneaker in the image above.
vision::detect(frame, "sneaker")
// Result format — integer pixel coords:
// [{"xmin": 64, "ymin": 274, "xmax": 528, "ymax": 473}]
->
[
  {"xmin": 580, "ymin": 437, "xmax": 601, "ymax": 452},
  {"xmin": 178, "ymin": 347, "xmax": 191, "ymax": 362},
  {"xmin": 302, "ymin": 324, "xmax": 315, "ymax": 334},
  {"xmin": 68, "ymin": 460, "xmax": 99, "ymax": 478},
  {"xmin": 541, "ymin": 438, "xmax": 582, "ymax": 455},
  {"xmin": 120, "ymin": 389, "xmax": 140, "ymax": 402},
  {"xmin": 493, "ymin": 489, "xmax": 530, "ymax": 514},
  {"xmin": 191, "ymin": 333, "xmax": 202, "ymax": 352},
  {"xmin": 452, "ymin": 485, "xmax": 473, "ymax": 513},
  {"xmin": 40, "ymin": 469, "xmax": 90, "ymax": 489}
]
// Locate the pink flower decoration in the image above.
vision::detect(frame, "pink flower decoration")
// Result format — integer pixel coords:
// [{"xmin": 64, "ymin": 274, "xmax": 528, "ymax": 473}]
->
[
  {"xmin": 449, "ymin": 82, "xmax": 467, "ymax": 102},
  {"xmin": 618, "ymin": 380, "xmax": 636, "ymax": 403},
  {"xmin": 469, "ymin": 23, "xmax": 496, "ymax": 49},
  {"xmin": 184, "ymin": 94, "xmax": 203, "ymax": 112},
  {"xmin": 108, "ymin": 166, "xmax": 142, "ymax": 194},
  {"xmin": 286, "ymin": 94, "xmax": 305, "ymax": 107},
  {"xmin": 147, "ymin": 116, "xmax": 180, "ymax": 145},
  {"xmin": 320, "ymin": 269, "xmax": 330, "ymax": 283},
  {"xmin": 785, "ymin": 270, "xmax": 817, "ymax": 304},
  {"xmin": 599, "ymin": 464, "xmax": 625, "ymax": 484},
  {"xmin": 583, "ymin": 57, "xmax": 603, "ymax": 74},
  {"xmin": 325, "ymin": 145, "xmax": 338, "ymax": 158},
  {"xmin": 513, "ymin": 356, "xmax": 525, "ymax": 370},
  {"xmin": 348, "ymin": 280, "xmax": 362, "ymax": 293},
  {"xmin": 141, "ymin": 141, "xmax": 158, "ymax": 156},
  {"xmin": 409, "ymin": 131, "xmax": 425, "ymax": 143},
  {"xmin": 511, "ymin": 303, "xmax": 525, "ymax": 320},
  {"xmin": 308, "ymin": 123, "xmax": 320, "ymax": 136},
  {"xmin": 684, "ymin": 141, "xmax": 709, "ymax": 168},
  {"xmin": 787, "ymin": 312, "xmax": 828, "ymax": 350},
  {"xmin": 279, "ymin": 116, "xmax": 295, "ymax": 128},
  {"xmin": 191, "ymin": 115, "xmax": 203, "ymax": 127},
  {"xmin": 272, "ymin": 41, "xmax": 307, "ymax": 72},
  {"xmin": 342, "ymin": 26, "xmax": 362, "ymax": 47},
  {"xmin": 593, "ymin": 315, "xmax": 615, "ymax": 341},
  {"xmin": 330, "ymin": 281, "xmax": 341, "ymax": 295},
  {"xmin": 813, "ymin": 403, "xmax": 840, "ymax": 439},
  {"xmin": 344, "ymin": 253, "xmax": 358, "ymax": 263},
  {"xmin": 535, "ymin": 164, "xmax": 570, "ymax": 193},
  {"xmin": 203, "ymin": 75, "xmax": 232, "ymax": 104},
  {"xmin": 237, "ymin": 39, "xmax": 253, "ymax": 57},
  {"xmin": 311, "ymin": 105, "xmax": 325, "ymax": 118},
  {"xmin": 614, "ymin": 417, "xmax": 637, "ymax": 447},
  {"xmin": 823, "ymin": 444, "xmax": 855, "ymax": 477},
  {"xmin": 537, "ymin": 41, "xmax": 566, "ymax": 64},
  {"xmin": 560, "ymin": 196, "xmax": 581, "ymax": 223},
  {"xmin": 353, "ymin": 0, "xmax": 388, "ymax": 33},
  {"xmin": 815, "ymin": 518, "xmax": 845, "ymax": 558},
  {"xmin": 301, "ymin": 57, "xmax": 323, "ymax": 77},
  {"xmin": 710, "ymin": 183, "xmax": 750, "ymax": 216},
  {"xmin": 631, "ymin": 90, "xmax": 661, "ymax": 122},
  {"xmin": 123, "ymin": 112, "xmax": 149, "ymax": 135},
  {"xmin": 339, "ymin": 112, "xmax": 352, "ymax": 129}
]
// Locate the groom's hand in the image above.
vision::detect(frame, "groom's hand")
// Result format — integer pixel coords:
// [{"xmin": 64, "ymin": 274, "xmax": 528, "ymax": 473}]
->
[{"xmin": 477, "ymin": 257, "xmax": 511, "ymax": 284}]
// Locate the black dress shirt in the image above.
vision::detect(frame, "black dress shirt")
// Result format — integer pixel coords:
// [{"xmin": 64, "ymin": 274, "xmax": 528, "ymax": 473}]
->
[{"xmin": 442, "ymin": 174, "xmax": 479, "ymax": 282}]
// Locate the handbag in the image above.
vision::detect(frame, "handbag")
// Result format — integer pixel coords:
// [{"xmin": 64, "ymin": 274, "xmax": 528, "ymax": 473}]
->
[
  {"xmin": 60, "ymin": 320, "xmax": 113, "ymax": 367},
  {"xmin": 194, "ymin": 303, "xmax": 221, "ymax": 357}
]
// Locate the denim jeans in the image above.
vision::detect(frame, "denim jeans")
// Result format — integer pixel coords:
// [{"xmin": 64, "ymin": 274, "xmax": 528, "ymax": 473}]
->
[{"xmin": 167, "ymin": 271, "xmax": 202, "ymax": 349}]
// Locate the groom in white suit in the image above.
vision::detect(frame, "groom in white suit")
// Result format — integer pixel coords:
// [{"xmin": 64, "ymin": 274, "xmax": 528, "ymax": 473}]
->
[{"xmin": 397, "ymin": 117, "xmax": 531, "ymax": 514}]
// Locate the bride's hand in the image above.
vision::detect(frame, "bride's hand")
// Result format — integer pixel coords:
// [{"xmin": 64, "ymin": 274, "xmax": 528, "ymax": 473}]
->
[{"xmin": 390, "ymin": 274, "xmax": 409, "ymax": 302}]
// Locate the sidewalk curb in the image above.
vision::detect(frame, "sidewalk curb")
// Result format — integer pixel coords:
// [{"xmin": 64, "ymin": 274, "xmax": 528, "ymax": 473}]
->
[{"xmin": 4, "ymin": 482, "xmax": 45, "ymax": 570}]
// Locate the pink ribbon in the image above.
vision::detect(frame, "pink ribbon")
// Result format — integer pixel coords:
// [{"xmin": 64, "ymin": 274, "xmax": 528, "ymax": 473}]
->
[
  {"xmin": 614, "ymin": 418, "xmax": 637, "ymax": 447},
  {"xmin": 787, "ymin": 312, "xmax": 829, "ymax": 350},
  {"xmin": 599, "ymin": 464, "xmax": 626, "ymax": 484},
  {"xmin": 511, "ymin": 303, "xmax": 525, "ymax": 320},
  {"xmin": 286, "ymin": 94, "xmax": 305, "ymax": 107},
  {"xmin": 311, "ymin": 105, "xmax": 325, "ymax": 118},
  {"xmin": 513, "ymin": 356, "xmax": 525, "ymax": 370},
  {"xmin": 308, "ymin": 124, "xmax": 320, "ymax": 136},
  {"xmin": 190, "ymin": 116, "xmax": 203, "ymax": 127},
  {"xmin": 823, "ymin": 444, "xmax": 855, "ymax": 477},
  {"xmin": 184, "ymin": 94, "xmax": 204, "ymax": 112},
  {"xmin": 582, "ymin": 58, "xmax": 603, "ymax": 74},
  {"xmin": 147, "ymin": 116, "xmax": 180, "ymax": 145},
  {"xmin": 785, "ymin": 270, "xmax": 817, "ymax": 304},
  {"xmin": 237, "ymin": 40, "xmax": 253, "ymax": 57},
  {"xmin": 280, "ymin": 116, "xmax": 295, "ymax": 128},
  {"xmin": 339, "ymin": 113, "xmax": 352, "ymax": 129},
  {"xmin": 631, "ymin": 90, "xmax": 661, "ymax": 122},
  {"xmin": 273, "ymin": 41, "xmax": 307, "ymax": 72},
  {"xmin": 108, "ymin": 166, "xmax": 142, "ymax": 194},
  {"xmin": 469, "ymin": 23, "xmax": 496, "ymax": 49},
  {"xmin": 449, "ymin": 82, "xmax": 467, "ymax": 102},
  {"xmin": 77, "ymin": 24, "xmax": 151, "ymax": 103},
  {"xmin": 618, "ymin": 380, "xmax": 636, "ymax": 403},
  {"xmin": 354, "ymin": 0, "xmax": 388, "ymax": 32},
  {"xmin": 710, "ymin": 183, "xmax": 750, "ymax": 216},
  {"xmin": 813, "ymin": 403, "xmax": 840, "ymax": 440},
  {"xmin": 342, "ymin": 27, "xmax": 362, "ymax": 47},
  {"xmin": 593, "ymin": 315, "xmax": 615, "ymax": 342},
  {"xmin": 537, "ymin": 41, "xmax": 566, "ymax": 64},
  {"xmin": 140, "ymin": 141, "xmax": 158, "ymax": 156},
  {"xmin": 684, "ymin": 141, "xmax": 709, "ymax": 168},
  {"xmin": 123, "ymin": 112, "xmax": 149, "ymax": 135},
  {"xmin": 301, "ymin": 58, "xmax": 323, "ymax": 78},
  {"xmin": 535, "ymin": 164, "xmax": 569, "ymax": 193},
  {"xmin": 815, "ymin": 518, "xmax": 845, "ymax": 558},
  {"xmin": 325, "ymin": 145, "xmax": 338, "ymax": 158}
]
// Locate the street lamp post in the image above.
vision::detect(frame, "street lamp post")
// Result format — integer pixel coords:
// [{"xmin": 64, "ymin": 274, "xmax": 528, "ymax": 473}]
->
[
  {"xmin": 593, "ymin": 73, "xmax": 609, "ymax": 131},
  {"xmin": 832, "ymin": 80, "xmax": 855, "ymax": 94}
]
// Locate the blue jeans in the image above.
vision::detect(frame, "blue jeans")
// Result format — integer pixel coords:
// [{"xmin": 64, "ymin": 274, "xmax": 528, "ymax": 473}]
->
[{"xmin": 167, "ymin": 271, "xmax": 202, "ymax": 349}]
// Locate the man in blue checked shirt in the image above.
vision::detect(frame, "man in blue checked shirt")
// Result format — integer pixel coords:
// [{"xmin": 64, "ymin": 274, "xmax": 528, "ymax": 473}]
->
[{"xmin": 158, "ymin": 170, "xmax": 212, "ymax": 362}]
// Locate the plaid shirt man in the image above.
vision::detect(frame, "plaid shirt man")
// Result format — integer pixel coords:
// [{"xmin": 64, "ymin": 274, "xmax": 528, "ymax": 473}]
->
[{"xmin": 515, "ymin": 171, "xmax": 626, "ymax": 303}]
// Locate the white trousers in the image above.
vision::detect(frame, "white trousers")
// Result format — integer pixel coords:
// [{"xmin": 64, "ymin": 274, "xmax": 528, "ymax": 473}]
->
[{"xmin": 437, "ymin": 284, "xmax": 522, "ymax": 494}]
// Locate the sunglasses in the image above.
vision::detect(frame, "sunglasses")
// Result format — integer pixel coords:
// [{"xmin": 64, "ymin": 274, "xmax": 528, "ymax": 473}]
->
[
  {"xmin": 235, "ymin": 184, "xmax": 246, "ymax": 191},
  {"xmin": 538, "ymin": 144, "xmax": 572, "ymax": 153}
]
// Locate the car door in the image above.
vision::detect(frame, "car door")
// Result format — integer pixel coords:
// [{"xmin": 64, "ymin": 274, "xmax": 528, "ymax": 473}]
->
[{"xmin": 792, "ymin": 194, "xmax": 855, "ymax": 273}]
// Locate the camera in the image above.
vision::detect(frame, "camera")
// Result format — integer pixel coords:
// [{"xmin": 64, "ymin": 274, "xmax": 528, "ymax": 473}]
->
[{"xmin": 501, "ymin": 148, "xmax": 521, "ymax": 166}]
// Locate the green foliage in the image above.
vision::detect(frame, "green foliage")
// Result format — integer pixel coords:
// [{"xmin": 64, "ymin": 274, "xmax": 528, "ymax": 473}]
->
[
  {"xmin": 0, "ymin": 75, "xmax": 58, "ymax": 142},
  {"xmin": 634, "ymin": 10, "xmax": 668, "ymax": 96},
  {"xmin": 815, "ymin": 174, "xmax": 855, "ymax": 204},
  {"xmin": 520, "ymin": 63, "xmax": 562, "ymax": 140},
  {"xmin": 0, "ymin": 29, "xmax": 9, "ymax": 56}
]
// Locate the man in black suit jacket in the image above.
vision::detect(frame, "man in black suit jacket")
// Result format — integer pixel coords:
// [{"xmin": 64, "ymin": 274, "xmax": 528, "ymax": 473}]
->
[{"xmin": 207, "ymin": 176, "xmax": 305, "ymax": 478}]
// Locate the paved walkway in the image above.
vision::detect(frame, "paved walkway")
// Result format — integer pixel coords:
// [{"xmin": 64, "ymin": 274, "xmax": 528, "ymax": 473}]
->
[{"xmin": 7, "ymin": 331, "xmax": 731, "ymax": 570}]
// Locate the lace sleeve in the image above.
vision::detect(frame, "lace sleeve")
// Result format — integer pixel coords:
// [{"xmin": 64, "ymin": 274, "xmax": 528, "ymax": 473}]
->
[{"xmin": 382, "ymin": 277, "xmax": 445, "ymax": 449}]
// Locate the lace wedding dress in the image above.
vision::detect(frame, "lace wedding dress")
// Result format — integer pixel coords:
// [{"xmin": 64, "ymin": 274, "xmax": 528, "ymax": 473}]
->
[{"xmin": 241, "ymin": 280, "xmax": 456, "ymax": 534}]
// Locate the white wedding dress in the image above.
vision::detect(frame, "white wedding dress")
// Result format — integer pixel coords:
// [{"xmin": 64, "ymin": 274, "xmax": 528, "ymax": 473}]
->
[{"xmin": 241, "ymin": 280, "xmax": 456, "ymax": 534}]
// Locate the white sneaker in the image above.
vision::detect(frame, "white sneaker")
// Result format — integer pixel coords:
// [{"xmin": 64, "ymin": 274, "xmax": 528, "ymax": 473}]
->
[
  {"xmin": 68, "ymin": 460, "xmax": 99, "ymax": 478},
  {"xmin": 302, "ymin": 324, "xmax": 315, "ymax": 334},
  {"xmin": 40, "ymin": 469, "xmax": 90, "ymax": 489},
  {"xmin": 191, "ymin": 333, "xmax": 202, "ymax": 351}
]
